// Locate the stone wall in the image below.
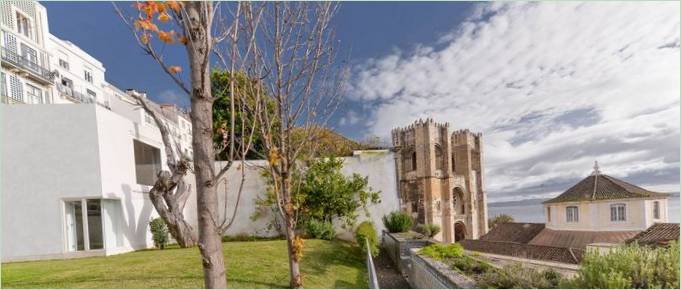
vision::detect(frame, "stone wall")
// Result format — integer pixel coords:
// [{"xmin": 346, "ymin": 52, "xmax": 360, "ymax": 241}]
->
[{"xmin": 382, "ymin": 231, "xmax": 433, "ymax": 273}]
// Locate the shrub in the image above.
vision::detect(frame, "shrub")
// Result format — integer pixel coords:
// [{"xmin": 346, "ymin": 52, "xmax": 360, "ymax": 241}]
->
[
  {"xmin": 149, "ymin": 218, "xmax": 169, "ymax": 250},
  {"xmin": 477, "ymin": 263, "xmax": 561, "ymax": 288},
  {"xmin": 562, "ymin": 241, "xmax": 679, "ymax": 289},
  {"xmin": 305, "ymin": 219, "xmax": 336, "ymax": 240},
  {"xmin": 419, "ymin": 243, "xmax": 464, "ymax": 260},
  {"xmin": 415, "ymin": 223, "xmax": 441, "ymax": 238},
  {"xmin": 355, "ymin": 221, "xmax": 379, "ymax": 257},
  {"xmin": 488, "ymin": 213, "xmax": 514, "ymax": 229},
  {"xmin": 382, "ymin": 211, "xmax": 413, "ymax": 233}
]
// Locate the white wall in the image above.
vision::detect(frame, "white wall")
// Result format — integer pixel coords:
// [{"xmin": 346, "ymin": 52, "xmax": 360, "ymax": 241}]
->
[
  {"xmin": 190, "ymin": 150, "xmax": 402, "ymax": 240},
  {"xmin": 2, "ymin": 104, "xmax": 103, "ymax": 260}
]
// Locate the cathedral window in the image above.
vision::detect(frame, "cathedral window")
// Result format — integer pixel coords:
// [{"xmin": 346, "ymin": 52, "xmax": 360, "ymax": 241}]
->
[
  {"xmin": 435, "ymin": 145, "xmax": 444, "ymax": 170},
  {"xmin": 411, "ymin": 151, "xmax": 417, "ymax": 170}
]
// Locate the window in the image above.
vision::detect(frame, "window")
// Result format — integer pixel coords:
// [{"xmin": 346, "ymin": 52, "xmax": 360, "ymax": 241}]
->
[
  {"xmin": 133, "ymin": 140, "xmax": 161, "ymax": 186},
  {"xmin": 1, "ymin": 72, "xmax": 7, "ymax": 99},
  {"xmin": 610, "ymin": 203, "xmax": 626, "ymax": 222},
  {"xmin": 16, "ymin": 12, "xmax": 32, "ymax": 39},
  {"xmin": 653, "ymin": 201, "xmax": 660, "ymax": 219},
  {"xmin": 20, "ymin": 43, "xmax": 37, "ymax": 64},
  {"xmin": 59, "ymin": 59, "xmax": 70, "ymax": 70},
  {"xmin": 26, "ymin": 83, "xmax": 43, "ymax": 104},
  {"xmin": 435, "ymin": 145, "xmax": 444, "ymax": 170},
  {"xmin": 451, "ymin": 155, "xmax": 456, "ymax": 172},
  {"xmin": 61, "ymin": 77, "xmax": 73, "ymax": 88},
  {"xmin": 566, "ymin": 206, "xmax": 579, "ymax": 222},
  {"xmin": 84, "ymin": 70, "xmax": 93, "ymax": 83},
  {"xmin": 9, "ymin": 75, "xmax": 23, "ymax": 102},
  {"xmin": 547, "ymin": 206, "xmax": 551, "ymax": 222},
  {"xmin": 411, "ymin": 151, "xmax": 417, "ymax": 171}
]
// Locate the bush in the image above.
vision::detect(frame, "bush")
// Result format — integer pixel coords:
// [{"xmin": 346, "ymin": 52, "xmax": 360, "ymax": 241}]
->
[
  {"xmin": 477, "ymin": 263, "xmax": 561, "ymax": 289},
  {"xmin": 149, "ymin": 218, "xmax": 169, "ymax": 250},
  {"xmin": 415, "ymin": 223, "xmax": 441, "ymax": 238},
  {"xmin": 562, "ymin": 241, "xmax": 679, "ymax": 289},
  {"xmin": 419, "ymin": 243, "xmax": 464, "ymax": 260},
  {"xmin": 305, "ymin": 219, "xmax": 336, "ymax": 240},
  {"xmin": 382, "ymin": 211, "xmax": 413, "ymax": 233},
  {"xmin": 355, "ymin": 221, "xmax": 379, "ymax": 257}
]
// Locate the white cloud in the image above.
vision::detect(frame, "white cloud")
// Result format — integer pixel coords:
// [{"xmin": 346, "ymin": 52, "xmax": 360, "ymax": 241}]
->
[
  {"xmin": 339, "ymin": 110, "xmax": 361, "ymax": 126},
  {"xmin": 349, "ymin": 2, "xmax": 680, "ymax": 202}
]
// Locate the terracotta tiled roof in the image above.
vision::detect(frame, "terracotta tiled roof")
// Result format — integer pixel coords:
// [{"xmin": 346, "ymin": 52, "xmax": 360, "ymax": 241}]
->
[
  {"xmin": 528, "ymin": 228, "xmax": 639, "ymax": 249},
  {"xmin": 480, "ymin": 222, "xmax": 545, "ymax": 244},
  {"xmin": 460, "ymin": 239, "xmax": 584, "ymax": 264},
  {"xmin": 627, "ymin": 223, "xmax": 680, "ymax": 246},
  {"xmin": 544, "ymin": 173, "xmax": 668, "ymax": 204}
]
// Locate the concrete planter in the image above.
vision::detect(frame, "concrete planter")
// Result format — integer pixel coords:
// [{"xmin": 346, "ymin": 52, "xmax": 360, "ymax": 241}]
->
[{"xmin": 382, "ymin": 231, "xmax": 433, "ymax": 273}]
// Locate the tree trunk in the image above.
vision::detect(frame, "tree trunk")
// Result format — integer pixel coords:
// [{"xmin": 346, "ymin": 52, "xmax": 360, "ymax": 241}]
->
[
  {"xmin": 148, "ymin": 191, "xmax": 197, "ymax": 247},
  {"xmin": 185, "ymin": 2, "xmax": 226, "ymax": 288},
  {"xmin": 285, "ymin": 220, "xmax": 303, "ymax": 289}
]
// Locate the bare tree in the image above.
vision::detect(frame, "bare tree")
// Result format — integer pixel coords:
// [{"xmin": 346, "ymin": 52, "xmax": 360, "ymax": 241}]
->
[
  {"xmin": 234, "ymin": 2, "xmax": 345, "ymax": 288},
  {"xmin": 114, "ymin": 1, "xmax": 260, "ymax": 287},
  {"xmin": 129, "ymin": 91, "xmax": 197, "ymax": 248}
]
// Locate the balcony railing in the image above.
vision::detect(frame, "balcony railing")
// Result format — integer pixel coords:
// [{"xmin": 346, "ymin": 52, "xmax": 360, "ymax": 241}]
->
[
  {"xmin": 55, "ymin": 83, "xmax": 111, "ymax": 109},
  {"xmin": 1, "ymin": 46, "xmax": 55, "ymax": 83}
]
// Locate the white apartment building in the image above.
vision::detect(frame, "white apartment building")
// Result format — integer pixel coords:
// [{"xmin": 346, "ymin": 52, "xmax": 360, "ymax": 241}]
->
[
  {"xmin": 1, "ymin": 0, "xmax": 196, "ymax": 262},
  {"xmin": 1, "ymin": 0, "xmax": 53, "ymax": 104}
]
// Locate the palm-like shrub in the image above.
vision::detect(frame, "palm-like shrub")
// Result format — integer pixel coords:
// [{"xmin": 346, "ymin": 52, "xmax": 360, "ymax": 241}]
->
[
  {"xmin": 382, "ymin": 211, "xmax": 413, "ymax": 233},
  {"xmin": 415, "ymin": 223, "xmax": 441, "ymax": 238}
]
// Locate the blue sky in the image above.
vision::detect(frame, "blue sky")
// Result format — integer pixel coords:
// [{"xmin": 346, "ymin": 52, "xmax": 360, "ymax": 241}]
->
[{"xmin": 43, "ymin": 2, "xmax": 680, "ymax": 202}]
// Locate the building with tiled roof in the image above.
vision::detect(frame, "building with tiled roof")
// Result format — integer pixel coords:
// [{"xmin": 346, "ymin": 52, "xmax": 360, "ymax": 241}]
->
[
  {"xmin": 543, "ymin": 162, "xmax": 669, "ymax": 232},
  {"xmin": 627, "ymin": 223, "xmax": 679, "ymax": 246}
]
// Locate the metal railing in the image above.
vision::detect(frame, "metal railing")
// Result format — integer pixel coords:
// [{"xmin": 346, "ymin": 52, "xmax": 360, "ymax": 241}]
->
[
  {"xmin": 366, "ymin": 239, "xmax": 380, "ymax": 289},
  {"xmin": 56, "ymin": 83, "xmax": 94, "ymax": 104},
  {"xmin": 0, "ymin": 46, "xmax": 54, "ymax": 82}
]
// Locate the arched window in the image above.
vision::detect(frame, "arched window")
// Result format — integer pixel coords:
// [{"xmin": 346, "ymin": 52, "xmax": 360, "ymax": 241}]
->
[
  {"xmin": 453, "ymin": 188, "xmax": 465, "ymax": 215},
  {"xmin": 610, "ymin": 203, "xmax": 626, "ymax": 222},
  {"xmin": 411, "ymin": 151, "xmax": 417, "ymax": 171},
  {"xmin": 435, "ymin": 145, "xmax": 444, "ymax": 170}
]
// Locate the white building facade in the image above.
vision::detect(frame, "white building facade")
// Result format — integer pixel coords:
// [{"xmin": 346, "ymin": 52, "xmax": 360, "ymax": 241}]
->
[{"xmin": 1, "ymin": 0, "xmax": 196, "ymax": 262}]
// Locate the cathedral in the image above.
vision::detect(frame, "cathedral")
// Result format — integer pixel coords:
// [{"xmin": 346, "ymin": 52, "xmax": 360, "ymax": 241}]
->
[{"xmin": 392, "ymin": 119, "xmax": 489, "ymax": 242}]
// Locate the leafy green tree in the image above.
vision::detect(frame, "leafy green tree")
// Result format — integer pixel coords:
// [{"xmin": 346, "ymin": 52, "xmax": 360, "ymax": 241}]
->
[
  {"xmin": 212, "ymin": 70, "xmax": 274, "ymax": 160},
  {"xmin": 301, "ymin": 157, "xmax": 381, "ymax": 227},
  {"xmin": 488, "ymin": 214, "xmax": 514, "ymax": 229}
]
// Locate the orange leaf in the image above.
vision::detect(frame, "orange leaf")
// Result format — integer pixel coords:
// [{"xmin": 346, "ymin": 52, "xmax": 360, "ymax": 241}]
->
[
  {"xmin": 167, "ymin": 1, "xmax": 182, "ymax": 13},
  {"xmin": 158, "ymin": 12, "xmax": 171, "ymax": 23},
  {"xmin": 169, "ymin": 66, "xmax": 182, "ymax": 74},
  {"xmin": 158, "ymin": 31, "xmax": 174, "ymax": 44}
]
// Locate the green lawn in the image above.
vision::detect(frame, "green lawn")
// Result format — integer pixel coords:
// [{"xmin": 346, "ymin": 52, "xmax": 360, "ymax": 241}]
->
[{"xmin": 1, "ymin": 239, "xmax": 368, "ymax": 288}]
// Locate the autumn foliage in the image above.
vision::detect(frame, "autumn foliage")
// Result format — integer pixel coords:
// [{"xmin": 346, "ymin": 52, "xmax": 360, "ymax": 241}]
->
[{"xmin": 132, "ymin": 1, "xmax": 184, "ymax": 73}]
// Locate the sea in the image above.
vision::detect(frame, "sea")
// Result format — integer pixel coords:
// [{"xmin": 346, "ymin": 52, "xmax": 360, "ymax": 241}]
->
[{"xmin": 488, "ymin": 193, "xmax": 680, "ymax": 223}]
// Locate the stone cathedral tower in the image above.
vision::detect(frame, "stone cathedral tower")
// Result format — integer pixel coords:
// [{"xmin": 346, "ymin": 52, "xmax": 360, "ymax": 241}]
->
[{"xmin": 391, "ymin": 119, "xmax": 488, "ymax": 242}]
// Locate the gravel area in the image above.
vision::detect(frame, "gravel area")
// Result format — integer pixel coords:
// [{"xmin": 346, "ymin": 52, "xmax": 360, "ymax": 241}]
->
[{"xmin": 374, "ymin": 249, "xmax": 411, "ymax": 288}]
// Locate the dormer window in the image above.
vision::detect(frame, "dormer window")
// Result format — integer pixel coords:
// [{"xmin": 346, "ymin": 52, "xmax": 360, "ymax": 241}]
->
[{"xmin": 610, "ymin": 203, "xmax": 626, "ymax": 222}]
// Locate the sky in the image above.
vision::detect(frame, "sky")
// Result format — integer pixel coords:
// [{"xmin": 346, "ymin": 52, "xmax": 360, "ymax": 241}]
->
[{"xmin": 43, "ymin": 2, "xmax": 680, "ymax": 202}]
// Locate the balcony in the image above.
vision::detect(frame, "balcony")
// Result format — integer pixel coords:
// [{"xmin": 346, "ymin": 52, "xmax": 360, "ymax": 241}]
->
[
  {"xmin": 1, "ymin": 46, "xmax": 55, "ymax": 85},
  {"xmin": 56, "ymin": 83, "xmax": 111, "ymax": 109}
]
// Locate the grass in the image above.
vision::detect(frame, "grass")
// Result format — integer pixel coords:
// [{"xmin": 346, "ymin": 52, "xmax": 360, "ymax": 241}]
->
[{"xmin": 1, "ymin": 239, "xmax": 367, "ymax": 288}]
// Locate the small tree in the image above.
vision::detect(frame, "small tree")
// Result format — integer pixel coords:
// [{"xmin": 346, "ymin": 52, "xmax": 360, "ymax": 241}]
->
[
  {"xmin": 488, "ymin": 214, "xmax": 514, "ymax": 229},
  {"xmin": 301, "ymin": 157, "xmax": 380, "ymax": 227}
]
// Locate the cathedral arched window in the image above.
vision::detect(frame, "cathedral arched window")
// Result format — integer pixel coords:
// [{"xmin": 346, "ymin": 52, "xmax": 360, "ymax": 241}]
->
[
  {"xmin": 435, "ymin": 144, "xmax": 444, "ymax": 170},
  {"xmin": 451, "ymin": 153, "xmax": 457, "ymax": 172},
  {"xmin": 411, "ymin": 151, "xmax": 417, "ymax": 171}
]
